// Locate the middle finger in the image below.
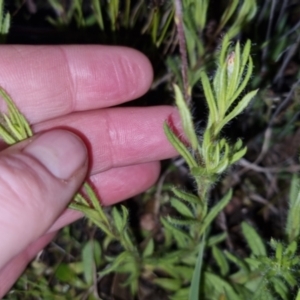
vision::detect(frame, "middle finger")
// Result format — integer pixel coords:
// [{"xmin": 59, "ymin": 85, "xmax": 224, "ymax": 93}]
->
[{"xmin": 34, "ymin": 106, "xmax": 180, "ymax": 174}]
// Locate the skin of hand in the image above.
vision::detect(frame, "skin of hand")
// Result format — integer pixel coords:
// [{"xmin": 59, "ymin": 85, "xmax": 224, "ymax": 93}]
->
[{"xmin": 0, "ymin": 45, "xmax": 180, "ymax": 296}]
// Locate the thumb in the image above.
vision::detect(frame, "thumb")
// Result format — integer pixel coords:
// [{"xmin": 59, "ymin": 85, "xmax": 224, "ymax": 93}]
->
[{"xmin": 0, "ymin": 130, "xmax": 88, "ymax": 268}]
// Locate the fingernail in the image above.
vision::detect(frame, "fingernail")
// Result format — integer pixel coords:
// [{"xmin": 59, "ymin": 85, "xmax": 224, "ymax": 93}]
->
[{"xmin": 24, "ymin": 130, "xmax": 87, "ymax": 179}]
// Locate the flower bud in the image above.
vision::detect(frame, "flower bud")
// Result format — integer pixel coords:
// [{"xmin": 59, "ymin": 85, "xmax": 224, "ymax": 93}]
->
[{"xmin": 226, "ymin": 51, "xmax": 235, "ymax": 77}]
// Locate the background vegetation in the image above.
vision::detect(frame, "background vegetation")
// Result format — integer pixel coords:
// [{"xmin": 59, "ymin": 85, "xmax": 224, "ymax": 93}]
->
[{"xmin": 2, "ymin": 0, "xmax": 300, "ymax": 299}]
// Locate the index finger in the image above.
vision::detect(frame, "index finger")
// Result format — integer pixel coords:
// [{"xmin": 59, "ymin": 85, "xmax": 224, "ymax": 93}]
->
[{"xmin": 0, "ymin": 45, "xmax": 153, "ymax": 123}]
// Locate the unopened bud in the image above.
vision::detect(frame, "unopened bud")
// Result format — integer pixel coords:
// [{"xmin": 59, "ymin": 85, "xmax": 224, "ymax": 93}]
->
[{"xmin": 226, "ymin": 51, "xmax": 235, "ymax": 77}]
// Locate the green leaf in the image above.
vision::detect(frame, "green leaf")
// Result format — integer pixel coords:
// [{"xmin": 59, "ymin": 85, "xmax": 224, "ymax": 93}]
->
[
  {"xmin": 282, "ymin": 270, "xmax": 297, "ymax": 288},
  {"xmin": 152, "ymin": 263, "xmax": 178, "ymax": 278},
  {"xmin": 289, "ymin": 174, "xmax": 300, "ymax": 207},
  {"xmin": 230, "ymin": 146, "xmax": 247, "ymax": 164},
  {"xmin": 212, "ymin": 246, "xmax": 229, "ymax": 276},
  {"xmin": 213, "ymin": 63, "xmax": 227, "ymax": 117},
  {"xmin": 241, "ymin": 222, "xmax": 266, "ymax": 256},
  {"xmin": 285, "ymin": 240, "xmax": 297, "ymax": 256},
  {"xmin": 275, "ymin": 242, "xmax": 283, "ymax": 262},
  {"xmin": 224, "ymin": 251, "xmax": 249, "ymax": 273},
  {"xmin": 241, "ymin": 40, "xmax": 252, "ymax": 75},
  {"xmin": 217, "ymin": 89, "xmax": 258, "ymax": 132},
  {"xmin": 175, "ymin": 266, "xmax": 194, "ymax": 281},
  {"xmin": 189, "ymin": 236, "xmax": 206, "ymax": 300},
  {"xmin": 167, "ymin": 215, "xmax": 198, "ymax": 226},
  {"xmin": 234, "ymin": 138, "xmax": 243, "ymax": 150},
  {"xmin": 226, "ymin": 42, "xmax": 241, "ymax": 101},
  {"xmin": 229, "ymin": 56, "xmax": 254, "ymax": 104},
  {"xmin": 207, "ymin": 232, "xmax": 227, "ymax": 247},
  {"xmin": 219, "ymin": 0, "xmax": 239, "ymax": 33},
  {"xmin": 156, "ymin": 7, "xmax": 174, "ymax": 47},
  {"xmin": 295, "ymin": 289, "xmax": 300, "ymax": 300},
  {"xmin": 166, "ymin": 56, "xmax": 183, "ymax": 88},
  {"xmin": 286, "ymin": 175, "xmax": 300, "ymax": 242},
  {"xmin": 112, "ymin": 206, "xmax": 124, "ymax": 232},
  {"xmin": 270, "ymin": 277, "xmax": 288, "ymax": 300},
  {"xmin": 55, "ymin": 263, "xmax": 78, "ymax": 284},
  {"xmin": 154, "ymin": 278, "xmax": 182, "ymax": 292},
  {"xmin": 172, "ymin": 187, "xmax": 201, "ymax": 204},
  {"xmin": 170, "ymin": 198, "xmax": 195, "ymax": 218},
  {"xmin": 0, "ymin": 87, "xmax": 32, "ymax": 143},
  {"xmin": 0, "ymin": 124, "xmax": 16, "ymax": 144},
  {"xmin": 91, "ymin": 0, "xmax": 104, "ymax": 30},
  {"xmin": 170, "ymin": 288, "xmax": 190, "ymax": 300},
  {"xmin": 218, "ymin": 34, "xmax": 231, "ymax": 64},
  {"xmin": 142, "ymin": 238, "xmax": 154, "ymax": 258},
  {"xmin": 83, "ymin": 183, "xmax": 106, "ymax": 221},
  {"xmin": 100, "ymin": 251, "xmax": 134, "ymax": 276},
  {"xmin": 200, "ymin": 190, "xmax": 232, "ymax": 235},
  {"xmin": 82, "ymin": 240, "xmax": 102, "ymax": 285},
  {"xmin": 200, "ymin": 71, "xmax": 218, "ymax": 127},
  {"xmin": 69, "ymin": 202, "xmax": 113, "ymax": 238},
  {"xmin": 164, "ymin": 122, "xmax": 198, "ymax": 169},
  {"xmin": 211, "ymin": 156, "xmax": 229, "ymax": 174},
  {"xmin": 2, "ymin": 12, "xmax": 10, "ymax": 34},
  {"xmin": 161, "ymin": 217, "xmax": 192, "ymax": 248},
  {"xmin": 204, "ymin": 272, "xmax": 240, "ymax": 300}
]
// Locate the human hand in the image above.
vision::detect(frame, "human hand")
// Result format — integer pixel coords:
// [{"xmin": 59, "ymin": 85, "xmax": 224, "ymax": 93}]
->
[{"xmin": 0, "ymin": 46, "xmax": 178, "ymax": 296}]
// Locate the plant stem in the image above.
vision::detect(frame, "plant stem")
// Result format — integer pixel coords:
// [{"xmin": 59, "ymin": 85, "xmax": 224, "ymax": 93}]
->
[{"xmin": 174, "ymin": 0, "xmax": 191, "ymax": 107}]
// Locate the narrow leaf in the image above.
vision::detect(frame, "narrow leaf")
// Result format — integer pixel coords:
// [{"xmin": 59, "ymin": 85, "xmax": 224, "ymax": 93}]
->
[
  {"xmin": 200, "ymin": 190, "xmax": 232, "ymax": 235},
  {"xmin": 154, "ymin": 278, "xmax": 182, "ymax": 292},
  {"xmin": 170, "ymin": 198, "xmax": 195, "ymax": 218},
  {"xmin": 82, "ymin": 240, "xmax": 101, "ymax": 285},
  {"xmin": 286, "ymin": 180, "xmax": 300, "ymax": 242},
  {"xmin": 189, "ymin": 236, "xmax": 206, "ymax": 300},
  {"xmin": 204, "ymin": 272, "xmax": 240, "ymax": 300},
  {"xmin": 241, "ymin": 222, "xmax": 266, "ymax": 256},
  {"xmin": 172, "ymin": 187, "xmax": 201, "ymax": 204},
  {"xmin": 218, "ymin": 89, "xmax": 258, "ymax": 132},
  {"xmin": 161, "ymin": 217, "xmax": 192, "ymax": 248},
  {"xmin": 224, "ymin": 251, "xmax": 249, "ymax": 273},
  {"xmin": 174, "ymin": 84, "xmax": 198, "ymax": 150},
  {"xmin": 142, "ymin": 238, "xmax": 154, "ymax": 258},
  {"xmin": 230, "ymin": 146, "xmax": 247, "ymax": 164},
  {"xmin": 200, "ymin": 72, "xmax": 218, "ymax": 127},
  {"xmin": 164, "ymin": 122, "xmax": 198, "ymax": 169},
  {"xmin": 167, "ymin": 215, "xmax": 198, "ymax": 226},
  {"xmin": 270, "ymin": 277, "xmax": 289, "ymax": 300},
  {"xmin": 207, "ymin": 232, "xmax": 227, "ymax": 247},
  {"xmin": 212, "ymin": 246, "xmax": 229, "ymax": 276},
  {"xmin": 219, "ymin": 0, "xmax": 239, "ymax": 33},
  {"xmin": 112, "ymin": 206, "xmax": 124, "ymax": 232}
]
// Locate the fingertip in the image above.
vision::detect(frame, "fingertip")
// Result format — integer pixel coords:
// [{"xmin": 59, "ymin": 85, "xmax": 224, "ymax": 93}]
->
[
  {"xmin": 120, "ymin": 47, "xmax": 154, "ymax": 98},
  {"xmin": 64, "ymin": 45, "xmax": 154, "ymax": 110},
  {"xmin": 92, "ymin": 161, "xmax": 161, "ymax": 205}
]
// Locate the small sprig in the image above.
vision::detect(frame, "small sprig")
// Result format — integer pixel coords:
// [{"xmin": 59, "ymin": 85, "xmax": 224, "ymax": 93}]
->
[
  {"xmin": 0, "ymin": 88, "xmax": 32, "ymax": 144},
  {"xmin": 165, "ymin": 34, "xmax": 258, "ymax": 201}
]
